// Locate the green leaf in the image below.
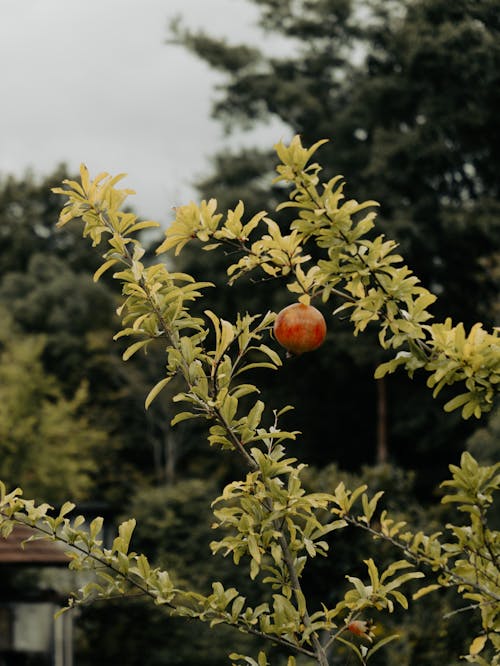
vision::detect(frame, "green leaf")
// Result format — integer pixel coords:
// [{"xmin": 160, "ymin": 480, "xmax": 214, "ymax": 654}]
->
[
  {"xmin": 443, "ymin": 392, "xmax": 471, "ymax": 413},
  {"xmin": 412, "ymin": 584, "xmax": 441, "ymax": 600},
  {"xmin": 247, "ymin": 534, "xmax": 261, "ymax": 563},
  {"xmin": 59, "ymin": 501, "xmax": 76, "ymax": 518},
  {"xmin": 113, "ymin": 518, "xmax": 136, "ymax": 554},
  {"xmin": 122, "ymin": 339, "xmax": 149, "ymax": 361},
  {"xmin": 93, "ymin": 259, "xmax": 118, "ymax": 282},
  {"xmin": 145, "ymin": 376, "xmax": 172, "ymax": 409},
  {"xmin": 469, "ymin": 635, "xmax": 487, "ymax": 656},
  {"xmin": 89, "ymin": 516, "xmax": 104, "ymax": 539},
  {"xmin": 361, "ymin": 490, "xmax": 384, "ymax": 522},
  {"xmin": 171, "ymin": 411, "xmax": 198, "ymax": 426},
  {"xmin": 127, "ymin": 220, "xmax": 160, "ymax": 234},
  {"xmin": 365, "ymin": 558, "xmax": 380, "ymax": 589},
  {"xmin": 257, "ymin": 651, "xmax": 269, "ymax": 666}
]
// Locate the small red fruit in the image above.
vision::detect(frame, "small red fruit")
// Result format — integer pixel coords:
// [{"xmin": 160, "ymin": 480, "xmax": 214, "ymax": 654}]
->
[
  {"xmin": 273, "ymin": 302, "xmax": 327, "ymax": 355},
  {"xmin": 347, "ymin": 619, "xmax": 374, "ymax": 641}
]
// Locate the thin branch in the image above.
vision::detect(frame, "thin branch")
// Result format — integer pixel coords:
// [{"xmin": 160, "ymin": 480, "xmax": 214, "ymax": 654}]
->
[
  {"xmin": 343, "ymin": 515, "xmax": 500, "ymax": 603},
  {"xmin": 443, "ymin": 599, "xmax": 498, "ymax": 620},
  {"xmin": 1, "ymin": 510, "xmax": 316, "ymax": 659}
]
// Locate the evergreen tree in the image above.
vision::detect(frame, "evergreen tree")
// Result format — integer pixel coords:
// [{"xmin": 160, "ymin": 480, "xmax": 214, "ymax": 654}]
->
[
  {"xmin": 0, "ymin": 169, "xmax": 181, "ymax": 502},
  {"xmin": 0, "ymin": 309, "xmax": 105, "ymax": 504}
]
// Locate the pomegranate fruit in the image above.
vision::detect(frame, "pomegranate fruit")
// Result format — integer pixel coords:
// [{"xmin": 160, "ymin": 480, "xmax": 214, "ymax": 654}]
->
[{"xmin": 273, "ymin": 302, "xmax": 327, "ymax": 355}]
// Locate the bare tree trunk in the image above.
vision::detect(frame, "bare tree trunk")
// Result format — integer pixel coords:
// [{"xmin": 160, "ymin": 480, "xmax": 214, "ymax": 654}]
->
[
  {"xmin": 152, "ymin": 434, "xmax": 163, "ymax": 484},
  {"xmin": 165, "ymin": 432, "xmax": 177, "ymax": 485},
  {"xmin": 376, "ymin": 376, "xmax": 388, "ymax": 464}
]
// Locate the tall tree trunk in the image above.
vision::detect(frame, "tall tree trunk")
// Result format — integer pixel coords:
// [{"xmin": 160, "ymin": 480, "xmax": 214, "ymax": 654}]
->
[
  {"xmin": 376, "ymin": 376, "xmax": 388, "ymax": 464},
  {"xmin": 165, "ymin": 432, "xmax": 177, "ymax": 485}
]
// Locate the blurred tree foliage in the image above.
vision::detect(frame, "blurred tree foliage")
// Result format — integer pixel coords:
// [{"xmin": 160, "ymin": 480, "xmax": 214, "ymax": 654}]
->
[
  {"xmin": 0, "ymin": 168, "xmax": 189, "ymax": 504},
  {"xmin": 0, "ymin": 308, "xmax": 105, "ymax": 505}
]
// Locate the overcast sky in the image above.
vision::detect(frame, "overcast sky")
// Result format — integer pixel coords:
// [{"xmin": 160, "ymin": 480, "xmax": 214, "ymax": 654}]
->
[{"xmin": 0, "ymin": 0, "xmax": 290, "ymax": 224}]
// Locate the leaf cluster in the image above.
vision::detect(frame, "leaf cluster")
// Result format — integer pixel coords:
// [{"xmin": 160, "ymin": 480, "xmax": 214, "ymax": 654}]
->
[{"xmin": 155, "ymin": 136, "xmax": 500, "ymax": 420}]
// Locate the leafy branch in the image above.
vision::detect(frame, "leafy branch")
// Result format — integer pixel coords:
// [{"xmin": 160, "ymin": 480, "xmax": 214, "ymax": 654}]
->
[
  {"xmin": 0, "ymin": 136, "xmax": 498, "ymax": 664},
  {"xmin": 156, "ymin": 137, "xmax": 500, "ymax": 420}
]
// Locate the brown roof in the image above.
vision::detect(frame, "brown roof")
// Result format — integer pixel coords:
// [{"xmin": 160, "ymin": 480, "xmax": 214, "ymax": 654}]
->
[{"xmin": 0, "ymin": 524, "xmax": 70, "ymax": 565}]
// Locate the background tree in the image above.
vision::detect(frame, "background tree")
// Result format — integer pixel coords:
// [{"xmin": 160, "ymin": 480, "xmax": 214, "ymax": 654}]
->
[
  {"xmin": 0, "ymin": 169, "xmax": 190, "ymax": 503},
  {"xmin": 0, "ymin": 308, "xmax": 105, "ymax": 505}
]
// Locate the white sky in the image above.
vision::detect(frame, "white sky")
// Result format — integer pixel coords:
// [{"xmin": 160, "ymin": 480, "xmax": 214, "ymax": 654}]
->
[{"xmin": 0, "ymin": 0, "xmax": 291, "ymax": 225}]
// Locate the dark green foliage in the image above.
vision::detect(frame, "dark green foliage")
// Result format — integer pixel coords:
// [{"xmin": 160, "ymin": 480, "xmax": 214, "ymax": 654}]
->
[
  {"xmin": 0, "ymin": 308, "xmax": 105, "ymax": 504},
  {"xmin": 0, "ymin": 253, "xmax": 115, "ymax": 387},
  {"xmin": 0, "ymin": 167, "xmax": 103, "ymax": 276},
  {"xmin": 0, "ymin": 169, "xmax": 179, "ymax": 504}
]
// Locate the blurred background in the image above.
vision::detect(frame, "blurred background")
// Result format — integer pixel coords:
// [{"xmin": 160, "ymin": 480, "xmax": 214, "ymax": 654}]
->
[{"xmin": 1, "ymin": 1, "xmax": 499, "ymax": 665}]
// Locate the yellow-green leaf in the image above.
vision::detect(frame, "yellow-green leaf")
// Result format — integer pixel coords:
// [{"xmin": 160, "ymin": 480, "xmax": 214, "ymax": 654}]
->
[
  {"xmin": 412, "ymin": 584, "xmax": 440, "ymax": 600},
  {"xmin": 93, "ymin": 259, "xmax": 118, "ymax": 282},
  {"xmin": 145, "ymin": 376, "xmax": 172, "ymax": 410},
  {"xmin": 469, "ymin": 635, "xmax": 487, "ymax": 656},
  {"xmin": 122, "ymin": 339, "xmax": 149, "ymax": 361}
]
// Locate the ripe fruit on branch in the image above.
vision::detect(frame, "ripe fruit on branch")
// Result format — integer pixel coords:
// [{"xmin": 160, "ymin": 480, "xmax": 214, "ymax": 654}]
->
[{"xmin": 273, "ymin": 302, "xmax": 327, "ymax": 355}]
